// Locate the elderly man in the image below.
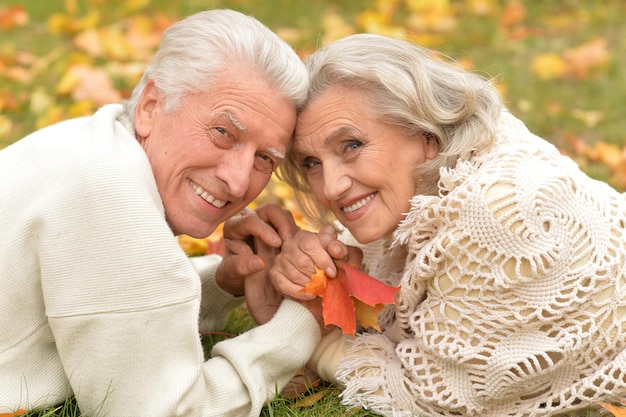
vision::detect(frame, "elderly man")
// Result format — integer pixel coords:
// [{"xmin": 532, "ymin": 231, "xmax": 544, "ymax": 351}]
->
[{"xmin": 0, "ymin": 9, "xmax": 323, "ymax": 417}]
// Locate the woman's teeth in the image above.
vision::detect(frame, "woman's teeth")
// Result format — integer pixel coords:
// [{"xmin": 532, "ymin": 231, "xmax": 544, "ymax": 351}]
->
[{"xmin": 342, "ymin": 194, "xmax": 374, "ymax": 213}]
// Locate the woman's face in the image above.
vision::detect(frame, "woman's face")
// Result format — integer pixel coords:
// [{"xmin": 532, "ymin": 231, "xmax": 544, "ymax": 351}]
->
[{"xmin": 294, "ymin": 86, "xmax": 439, "ymax": 244}]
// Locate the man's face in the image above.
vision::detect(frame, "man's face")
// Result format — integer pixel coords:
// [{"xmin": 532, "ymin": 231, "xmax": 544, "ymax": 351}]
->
[{"xmin": 134, "ymin": 66, "xmax": 296, "ymax": 238}]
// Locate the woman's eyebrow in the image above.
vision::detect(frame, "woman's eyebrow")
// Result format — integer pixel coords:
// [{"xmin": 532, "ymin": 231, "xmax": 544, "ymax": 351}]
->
[{"xmin": 325, "ymin": 125, "xmax": 359, "ymax": 146}]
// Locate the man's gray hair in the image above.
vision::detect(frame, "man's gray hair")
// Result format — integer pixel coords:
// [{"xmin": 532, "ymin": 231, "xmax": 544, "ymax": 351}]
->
[{"xmin": 123, "ymin": 9, "xmax": 308, "ymax": 122}]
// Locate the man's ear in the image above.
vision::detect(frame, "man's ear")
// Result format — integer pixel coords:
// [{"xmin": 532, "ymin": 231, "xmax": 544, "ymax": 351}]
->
[{"xmin": 134, "ymin": 79, "xmax": 160, "ymax": 139}]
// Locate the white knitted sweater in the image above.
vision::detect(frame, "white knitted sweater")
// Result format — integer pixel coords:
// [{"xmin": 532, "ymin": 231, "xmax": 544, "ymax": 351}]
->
[
  {"xmin": 0, "ymin": 104, "xmax": 321, "ymax": 416},
  {"xmin": 310, "ymin": 111, "xmax": 626, "ymax": 416}
]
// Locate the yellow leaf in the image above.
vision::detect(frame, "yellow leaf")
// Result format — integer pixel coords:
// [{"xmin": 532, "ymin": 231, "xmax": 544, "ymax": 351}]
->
[
  {"xmin": 56, "ymin": 70, "xmax": 81, "ymax": 95},
  {"xmin": 65, "ymin": 0, "xmax": 77, "ymax": 15},
  {"xmin": 405, "ymin": 0, "xmax": 449, "ymax": 13},
  {"xmin": 178, "ymin": 235, "xmax": 208, "ymax": 257},
  {"xmin": 570, "ymin": 109, "xmax": 604, "ymax": 128},
  {"xmin": 121, "ymin": 0, "xmax": 150, "ymax": 14},
  {"xmin": 322, "ymin": 12, "xmax": 355, "ymax": 44},
  {"xmin": 0, "ymin": 114, "xmax": 13, "ymax": 140},
  {"xmin": 68, "ymin": 100, "xmax": 96, "ymax": 118},
  {"xmin": 374, "ymin": 0, "xmax": 401, "ymax": 20},
  {"xmin": 354, "ymin": 298, "xmax": 385, "ymax": 332},
  {"xmin": 468, "ymin": 0, "xmax": 495, "ymax": 16},
  {"xmin": 532, "ymin": 53, "xmax": 568, "ymax": 81},
  {"xmin": 290, "ymin": 391, "xmax": 326, "ymax": 408},
  {"xmin": 357, "ymin": 10, "xmax": 390, "ymax": 32},
  {"xmin": 36, "ymin": 106, "xmax": 64, "ymax": 130}
]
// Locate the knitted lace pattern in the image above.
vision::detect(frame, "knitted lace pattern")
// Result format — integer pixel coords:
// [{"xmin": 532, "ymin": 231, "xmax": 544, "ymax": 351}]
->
[{"xmin": 336, "ymin": 113, "xmax": 626, "ymax": 417}]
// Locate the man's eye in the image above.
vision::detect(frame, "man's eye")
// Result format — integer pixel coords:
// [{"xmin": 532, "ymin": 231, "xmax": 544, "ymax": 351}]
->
[
  {"xmin": 254, "ymin": 153, "xmax": 277, "ymax": 174},
  {"xmin": 209, "ymin": 127, "xmax": 233, "ymax": 148}
]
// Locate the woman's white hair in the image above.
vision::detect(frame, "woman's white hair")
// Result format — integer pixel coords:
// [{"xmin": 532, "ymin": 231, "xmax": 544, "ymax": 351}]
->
[
  {"xmin": 123, "ymin": 9, "xmax": 308, "ymax": 122},
  {"xmin": 279, "ymin": 33, "xmax": 504, "ymax": 226}
]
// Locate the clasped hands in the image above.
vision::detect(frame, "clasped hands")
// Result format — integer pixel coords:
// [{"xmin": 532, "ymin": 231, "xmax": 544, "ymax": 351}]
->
[{"xmin": 215, "ymin": 203, "xmax": 362, "ymax": 331}]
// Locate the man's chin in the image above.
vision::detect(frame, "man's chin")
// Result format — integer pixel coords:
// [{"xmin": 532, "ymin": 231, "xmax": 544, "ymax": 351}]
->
[{"xmin": 171, "ymin": 220, "xmax": 221, "ymax": 239}]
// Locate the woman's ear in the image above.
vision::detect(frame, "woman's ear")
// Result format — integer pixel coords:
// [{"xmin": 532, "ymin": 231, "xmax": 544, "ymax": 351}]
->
[
  {"xmin": 134, "ymin": 79, "xmax": 160, "ymax": 139},
  {"xmin": 424, "ymin": 132, "xmax": 440, "ymax": 159}
]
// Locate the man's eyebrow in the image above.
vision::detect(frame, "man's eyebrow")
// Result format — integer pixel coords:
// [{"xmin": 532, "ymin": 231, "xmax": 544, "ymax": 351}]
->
[
  {"xmin": 219, "ymin": 111, "xmax": 247, "ymax": 132},
  {"xmin": 267, "ymin": 147, "xmax": 285, "ymax": 160},
  {"xmin": 216, "ymin": 111, "xmax": 284, "ymax": 159}
]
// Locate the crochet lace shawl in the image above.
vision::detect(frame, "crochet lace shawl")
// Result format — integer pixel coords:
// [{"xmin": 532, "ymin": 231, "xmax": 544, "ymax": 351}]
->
[{"xmin": 336, "ymin": 112, "xmax": 626, "ymax": 416}]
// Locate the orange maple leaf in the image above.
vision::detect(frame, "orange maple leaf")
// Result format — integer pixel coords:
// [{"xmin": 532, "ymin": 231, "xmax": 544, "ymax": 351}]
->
[
  {"xmin": 0, "ymin": 410, "xmax": 27, "ymax": 417},
  {"xmin": 300, "ymin": 260, "xmax": 400, "ymax": 335},
  {"xmin": 599, "ymin": 402, "xmax": 626, "ymax": 417}
]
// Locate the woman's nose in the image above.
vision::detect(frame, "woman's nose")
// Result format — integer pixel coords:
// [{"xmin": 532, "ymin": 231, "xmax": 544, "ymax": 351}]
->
[{"xmin": 323, "ymin": 161, "xmax": 351, "ymax": 200}]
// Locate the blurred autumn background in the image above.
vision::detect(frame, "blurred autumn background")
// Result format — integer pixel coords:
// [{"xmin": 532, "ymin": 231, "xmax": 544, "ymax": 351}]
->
[
  {"xmin": 1, "ymin": 0, "xmax": 625, "ymax": 256},
  {"xmin": 0, "ymin": 0, "xmax": 625, "ymax": 415}
]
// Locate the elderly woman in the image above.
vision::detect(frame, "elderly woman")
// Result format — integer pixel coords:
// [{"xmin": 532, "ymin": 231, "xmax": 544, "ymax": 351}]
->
[
  {"xmin": 270, "ymin": 33, "xmax": 626, "ymax": 416},
  {"xmin": 0, "ymin": 9, "xmax": 326, "ymax": 417}
]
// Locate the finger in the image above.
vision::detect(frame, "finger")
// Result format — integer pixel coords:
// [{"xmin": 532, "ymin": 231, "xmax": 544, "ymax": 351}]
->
[
  {"xmin": 256, "ymin": 204, "xmax": 299, "ymax": 241},
  {"xmin": 317, "ymin": 224, "xmax": 338, "ymax": 247},
  {"xmin": 270, "ymin": 269, "xmax": 317, "ymax": 300},
  {"xmin": 224, "ymin": 211, "xmax": 283, "ymax": 248},
  {"xmin": 224, "ymin": 238, "xmax": 255, "ymax": 256},
  {"xmin": 325, "ymin": 240, "xmax": 348, "ymax": 261},
  {"xmin": 223, "ymin": 254, "xmax": 266, "ymax": 279},
  {"xmin": 346, "ymin": 245, "xmax": 363, "ymax": 266},
  {"xmin": 281, "ymin": 231, "xmax": 337, "ymax": 277}
]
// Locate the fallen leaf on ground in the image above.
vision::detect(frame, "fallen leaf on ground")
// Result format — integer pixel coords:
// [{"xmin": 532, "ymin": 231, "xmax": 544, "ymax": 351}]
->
[
  {"xmin": 0, "ymin": 410, "xmax": 27, "ymax": 417},
  {"xmin": 290, "ymin": 391, "xmax": 326, "ymax": 408},
  {"xmin": 599, "ymin": 402, "xmax": 626, "ymax": 417}
]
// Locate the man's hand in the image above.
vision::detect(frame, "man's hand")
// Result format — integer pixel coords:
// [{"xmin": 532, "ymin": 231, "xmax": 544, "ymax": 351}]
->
[{"xmin": 216, "ymin": 204, "xmax": 299, "ymax": 323}]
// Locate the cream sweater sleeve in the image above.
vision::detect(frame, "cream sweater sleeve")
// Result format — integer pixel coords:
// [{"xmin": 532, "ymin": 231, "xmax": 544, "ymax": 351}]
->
[{"xmin": 189, "ymin": 255, "xmax": 245, "ymax": 333}]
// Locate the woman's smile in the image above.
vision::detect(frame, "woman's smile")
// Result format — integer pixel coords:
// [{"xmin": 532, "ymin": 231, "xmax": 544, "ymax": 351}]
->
[{"xmin": 294, "ymin": 86, "xmax": 438, "ymax": 244}]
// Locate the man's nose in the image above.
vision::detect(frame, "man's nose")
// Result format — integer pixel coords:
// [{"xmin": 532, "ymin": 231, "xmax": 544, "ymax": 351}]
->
[{"xmin": 215, "ymin": 150, "xmax": 253, "ymax": 198}]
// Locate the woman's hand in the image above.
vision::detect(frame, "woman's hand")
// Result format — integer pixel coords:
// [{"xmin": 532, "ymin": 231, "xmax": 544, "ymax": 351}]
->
[{"xmin": 269, "ymin": 225, "xmax": 363, "ymax": 300}]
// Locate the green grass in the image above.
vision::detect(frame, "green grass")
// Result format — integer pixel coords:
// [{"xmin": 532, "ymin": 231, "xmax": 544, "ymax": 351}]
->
[{"xmin": 1, "ymin": 0, "xmax": 625, "ymax": 415}]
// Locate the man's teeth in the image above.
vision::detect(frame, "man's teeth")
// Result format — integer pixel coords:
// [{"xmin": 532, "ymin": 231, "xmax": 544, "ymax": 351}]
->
[
  {"xmin": 191, "ymin": 182, "xmax": 227, "ymax": 208},
  {"xmin": 343, "ymin": 194, "xmax": 374, "ymax": 213}
]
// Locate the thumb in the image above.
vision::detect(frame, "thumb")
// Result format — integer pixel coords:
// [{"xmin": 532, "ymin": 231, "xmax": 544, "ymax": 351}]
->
[
  {"xmin": 223, "ymin": 254, "xmax": 266, "ymax": 279},
  {"xmin": 317, "ymin": 224, "xmax": 338, "ymax": 248},
  {"xmin": 244, "ymin": 255, "xmax": 266, "ymax": 276}
]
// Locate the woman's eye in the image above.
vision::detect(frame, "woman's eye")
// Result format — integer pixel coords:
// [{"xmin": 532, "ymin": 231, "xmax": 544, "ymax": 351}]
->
[
  {"xmin": 344, "ymin": 140, "xmax": 363, "ymax": 152},
  {"xmin": 299, "ymin": 157, "xmax": 320, "ymax": 170}
]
